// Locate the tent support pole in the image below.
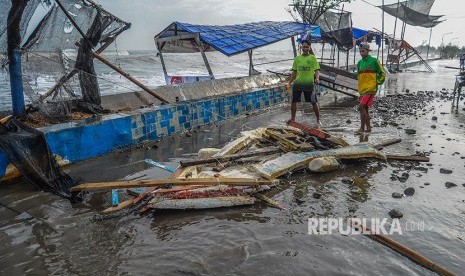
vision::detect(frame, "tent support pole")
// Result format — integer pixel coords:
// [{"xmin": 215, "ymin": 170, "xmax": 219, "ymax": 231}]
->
[
  {"xmin": 291, "ymin": 36, "xmax": 297, "ymax": 58},
  {"xmin": 426, "ymin": 28, "xmax": 432, "ymax": 61},
  {"xmin": 346, "ymin": 50, "xmax": 349, "ymax": 70},
  {"xmin": 248, "ymin": 50, "xmax": 254, "ymax": 76},
  {"xmin": 321, "ymin": 42, "xmax": 325, "ymax": 62},
  {"xmin": 381, "ymin": 0, "xmax": 385, "ymax": 66},
  {"xmin": 156, "ymin": 41, "xmax": 168, "ymax": 76},
  {"xmin": 195, "ymin": 35, "xmax": 214, "ymax": 79},
  {"xmin": 7, "ymin": 0, "xmax": 27, "ymax": 116}
]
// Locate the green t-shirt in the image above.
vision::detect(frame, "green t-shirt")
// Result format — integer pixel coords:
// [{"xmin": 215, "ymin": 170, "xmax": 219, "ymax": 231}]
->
[{"xmin": 292, "ymin": 54, "xmax": 320, "ymax": 85}]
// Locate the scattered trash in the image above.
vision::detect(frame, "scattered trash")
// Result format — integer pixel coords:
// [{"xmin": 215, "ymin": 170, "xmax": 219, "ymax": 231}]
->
[{"xmin": 72, "ymin": 123, "xmax": 419, "ymax": 215}]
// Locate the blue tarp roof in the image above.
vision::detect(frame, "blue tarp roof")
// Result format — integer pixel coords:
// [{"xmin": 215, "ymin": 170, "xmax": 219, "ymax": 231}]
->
[
  {"xmin": 155, "ymin": 21, "xmax": 321, "ymax": 56},
  {"xmin": 352, "ymin": 27, "xmax": 382, "ymax": 46}
]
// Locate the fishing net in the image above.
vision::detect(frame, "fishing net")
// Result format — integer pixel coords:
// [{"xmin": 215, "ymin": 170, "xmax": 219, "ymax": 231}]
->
[
  {"xmin": 0, "ymin": 118, "xmax": 77, "ymax": 200},
  {"xmin": 0, "ymin": 0, "xmax": 129, "ymax": 200},
  {"xmin": 0, "ymin": 0, "xmax": 130, "ymax": 118}
]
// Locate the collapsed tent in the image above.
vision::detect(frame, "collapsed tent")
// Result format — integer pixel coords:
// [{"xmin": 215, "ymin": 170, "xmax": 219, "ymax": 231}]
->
[
  {"xmin": 378, "ymin": 0, "xmax": 444, "ymax": 28},
  {"xmin": 0, "ymin": 0, "xmax": 130, "ymax": 118},
  {"xmin": 0, "ymin": 118, "xmax": 77, "ymax": 199}
]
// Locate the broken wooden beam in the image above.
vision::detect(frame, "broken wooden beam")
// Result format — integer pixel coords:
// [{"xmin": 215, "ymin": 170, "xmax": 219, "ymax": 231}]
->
[
  {"xmin": 349, "ymin": 219, "xmax": 456, "ymax": 276},
  {"xmin": 265, "ymin": 129, "xmax": 313, "ymax": 151},
  {"xmin": 253, "ymin": 193, "xmax": 286, "ymax": 210},
  {"xmin": 386, "ymin": 155, "xmax": 429, "ymax": 162},
  {"xmin": 180, "ymin": 148, "xmax": 281, "ymax": 167},
  {"xmin": 288, "ymin": 121, "xmax": 349, "ymax": 147},
  {"xmin": 70, "ymin": 178, "xmax": 272, "ymax": 192},
  {"xmin": 371, "ymin": 138, "xmax": 402, "ymax": 150}
]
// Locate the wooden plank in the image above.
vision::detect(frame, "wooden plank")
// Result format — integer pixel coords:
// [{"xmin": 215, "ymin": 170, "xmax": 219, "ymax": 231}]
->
[
  {"xmin": 265, "ymin": 129, "xmax": 313, "ymax": 151},
  {"xmin": 288, "ymin": 121, "xmax": 349, "ymax": 147},
  {"xmin": 148, "ymin": 196, "xmax": 255, "ymax": 210},
  {"xmin": 371, "ymin": 138, "xmax": 402, "ymax": 150},
  {"xmin": 254, "ymin": 144, "xmax": 385, "ymax": 179},
  {"xmin": 71, "ymin": 178, "xmax": 272, "ymax": 192},
  {"xmin": 180, "ymin": 148, "xmax": 281, "ymax": 167},
  {"xmin": 386, "ymin": 155, "xmax": 429, "ymax": 162},
  {"xmin": 349, "ymin": 219, "xmax": 456, "ymax": 276}
]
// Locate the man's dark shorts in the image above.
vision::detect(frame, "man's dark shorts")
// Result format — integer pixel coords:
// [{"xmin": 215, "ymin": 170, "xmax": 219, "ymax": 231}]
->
[{"xmin": 292, "ymin": 84, "xmax": 317, "ymax": 104}]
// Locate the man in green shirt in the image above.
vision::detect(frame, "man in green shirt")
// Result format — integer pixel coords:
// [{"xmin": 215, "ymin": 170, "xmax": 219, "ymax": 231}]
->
[{"xmin": 286, "ymin": 40, "xmax": 321, "ymax": 128}]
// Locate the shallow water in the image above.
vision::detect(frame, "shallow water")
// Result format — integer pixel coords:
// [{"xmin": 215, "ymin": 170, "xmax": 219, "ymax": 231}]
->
[{"xmin": 1, "ymin": 59, "xmax": 464, "ymax": 275}]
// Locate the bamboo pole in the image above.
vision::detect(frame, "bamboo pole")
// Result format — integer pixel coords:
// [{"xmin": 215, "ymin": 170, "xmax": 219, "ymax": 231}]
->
[
  {"xmin": 349, "ymin": 219, "xmax": 456, "ymax": 276},
  {"xmin": 71, "ymin": 178, "xmax": 272, "ymax": 192}
]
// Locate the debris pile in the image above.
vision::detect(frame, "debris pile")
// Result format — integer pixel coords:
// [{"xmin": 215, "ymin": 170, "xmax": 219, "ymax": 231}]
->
[{"xmin": 71, "ymin": 122, "xmax": 429, "ymax": 214}]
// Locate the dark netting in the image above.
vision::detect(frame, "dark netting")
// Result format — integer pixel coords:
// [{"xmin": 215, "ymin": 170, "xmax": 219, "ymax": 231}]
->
[
  {"xmin": 379, "ymin": 0, "xmax": 443, "ymax": 28},
  {"xmin": 0, "ymin": 118, "xmax": 77, "ymax": 200},
  {"xmin": 291, "ymin": 7, "xmax": 354, "ymax": 50},
  {"xmin": 0, "ymin": 0, "xmax": 130, "ymax": 119}
]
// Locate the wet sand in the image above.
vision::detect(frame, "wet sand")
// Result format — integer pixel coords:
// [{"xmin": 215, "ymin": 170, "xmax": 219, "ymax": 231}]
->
[{"xmin": 0, "ymin": 59, "xmax": 464, "ymax": 275}]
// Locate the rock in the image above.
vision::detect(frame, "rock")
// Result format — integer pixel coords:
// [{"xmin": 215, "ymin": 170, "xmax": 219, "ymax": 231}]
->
[
  {"xmin": 295, "ymin": 198, "xmax": 305, "ymax": 205},
  {"xmin": 198, "ymin": 148, "xmax": 221, "ymax": 158},
  {"xmin": 432, "ymin": 116, "xmax": 437, "ymax": 120},
  {"xmin": 389, "ymin": 209, "xmax": 403, "ymax": 219},
  {"xmin": 341, "ymin": 177, "xmax": 354, "ymax": 185},
  {"xmin": 346, "ymin": 119, "xmax": 351, "ymax": 124},
  {"xmin": 404, "ymin": 187, "xmax": 415, "ymax": 196},
  {"xmin": 405, "ymin": 129, "xmax": 416, "ymax": 135},
  {"xmin": 392, "ymin": 192, "xmax": 403, "ymax": 198},
  {"xmin": 445, "ymin": 182, "xmax": 457, "ymax": 188},
  {"xmin": 440, "ymin": 168, "xmax": 453, "ymax": 174},
  {"xmin": 308, "ymin": 157, "xmax": 340, "ymax": 172},
  {"xmin": 424, "ymin": 182, "xmax": 430, "ymax": 186},
  {"xmin": 312, "ymin": 192, "xmax": 322, "ymax": 199},
  {"xmin": 431, "ymin": 125, "xmax": 436, "ymax": 129},
  {"xmin": 398, "ymin": 172, "xmax": 409, "ymax": 183}
]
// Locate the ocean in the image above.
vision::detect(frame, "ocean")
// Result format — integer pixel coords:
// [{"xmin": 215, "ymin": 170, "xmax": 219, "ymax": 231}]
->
[{"xmin": 0, "ymin": 49, "xmax": 300, "ymax": 110}]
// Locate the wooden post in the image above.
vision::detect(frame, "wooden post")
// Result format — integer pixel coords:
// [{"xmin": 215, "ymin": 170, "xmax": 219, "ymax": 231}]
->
[
  {"xmin": 291, "ymin": 36, "xmax": 297, "ymax": 58},
  {"xmin": 426, "ymin": 28, "xmax": 432, "ymax": 61},
  {"xmin": 248, "ymin": 50, "xmax": 254, "ymax": 76},
  {"xmin": 195, "ymin": 35, "xmax": 214, "ymax": 79},
  {"xmin": 70, "ymin": 178, "xmax": 272, "ymax": 192},
  {"xmin": 156, "ymin": 41, "xmax": 168, "ymax": 76},
  {"xmin": 345, "ymin": 50, "xmax": 349, "ymax": 70},
  {"xmin": 321, "ymin": 42, "xmax": 325, "ymax": 62},
  {"xmin": 93, "ymin": 52, "xmax": 169, "ymax": 103},
  {"xmin": 381, "ymin": 0, "xmax": 385, "ymax": 66}
]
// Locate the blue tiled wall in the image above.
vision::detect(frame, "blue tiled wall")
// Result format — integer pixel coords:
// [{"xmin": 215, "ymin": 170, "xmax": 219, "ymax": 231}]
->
[{"xmin": 1, "ymin": 86, "xmax": 287, "ymax": 178}]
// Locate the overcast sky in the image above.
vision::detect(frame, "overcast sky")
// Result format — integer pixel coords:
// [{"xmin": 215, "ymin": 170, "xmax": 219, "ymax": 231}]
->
[{"xmin": 97, "ymin": 0, "xmax": 465, "ymax": 50}]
